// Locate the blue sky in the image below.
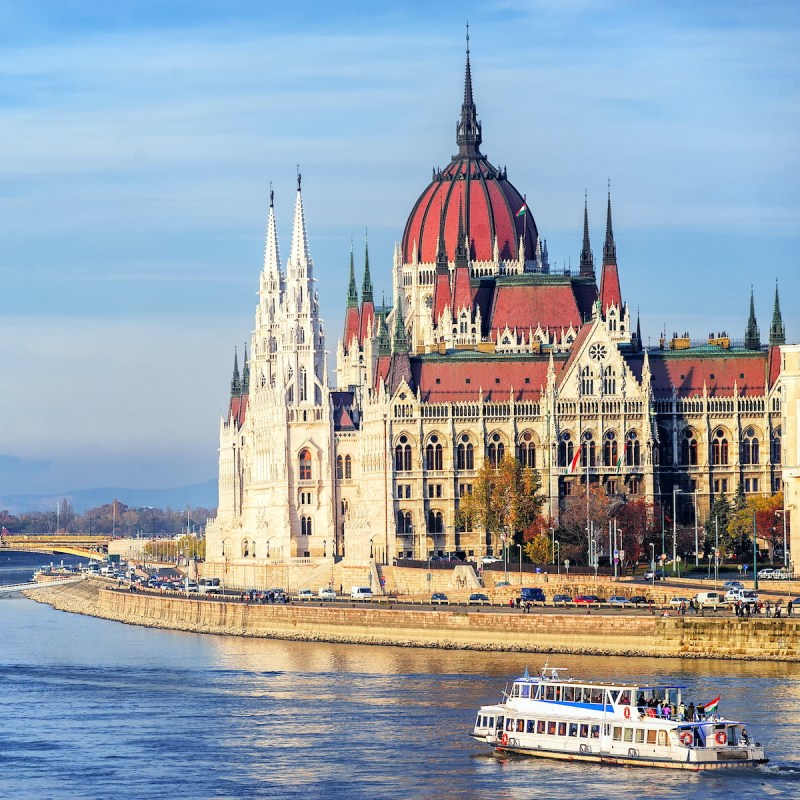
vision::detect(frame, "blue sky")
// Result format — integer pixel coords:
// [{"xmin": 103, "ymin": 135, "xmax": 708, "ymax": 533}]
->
[{"xmin": 0, "ymin": 0, "xmax": 798, "ymax": 498}]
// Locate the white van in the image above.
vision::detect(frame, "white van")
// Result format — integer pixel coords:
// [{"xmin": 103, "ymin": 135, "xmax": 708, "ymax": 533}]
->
[
  {"xmin": 198, "ymin": 577, "xmax": 222, "ymax": 595},
  {"xmin": 350, "ymin": 586, "xmax": 373, "ymax": 600},
  {"xmin": 694, "ymin": 591, "xmax": 722, "ymax": 609}
]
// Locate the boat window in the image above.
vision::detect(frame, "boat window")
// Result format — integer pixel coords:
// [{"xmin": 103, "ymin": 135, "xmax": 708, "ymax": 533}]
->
[
  {"xmin": 526, "ymin": 720, "xmax": 536, "ymax": 733},
  {"xmin": 579, "ymin": 724, "xmax": 589, "ymax": 738},
  {"xmin": 581, "ymin": 688, "xmax": 592, "ymax": 704},
  {"xmin": 506, "ymin": 718, "xmax": 514, "ymax": 731},
  {"xmin": 521, "ymin": 684, "xmax": 530, "ymax": 698},
  {"xmin": 554, "ymin": 685, "xmax": 561, "ymax": 701},
  {"xmin": 604, "ymin": 724, "xmax": 611, "ymax": 736},
  {"xmin": 591, "ymin": 688, "xmax": 603, "ymax": 704},
  {"xmin": 657, "ymin": 731, "xmax": 668, "ymax": 746},
  {"xmin": 537, "ymin": 720, "xmax": 546, "ymax": 734},
  {"xmin": 635, "ymin": 729, "xmax": 645, "ymax": 743},
  {"xmin": 545, "ymin": 685, "xmax": 555, "ymax": 701},
  {"xmin": 563, "ymin": 686, "xmax": 575, "ymax": 702},
  {"xmin": 623, "ymin": 728, "xmax": 634, "ymax": 742},
  {"xmin": 591, "ymin": 725, "xmax": 600, "ymax": 739},
  {"xmin": 646, "ymin": 729, "xmax": 657, "ymax": 744},
  {"xmin": 548, "ymin": 721, "xmax": 557, "ymax": 735},
  {"xmin": 619, "ymin": 690, "xmax": 631, "ymax": 705},
  {"xmin": 569, "ymin": 723, "xmax": 578, "ymax": 737},
  {"xmin": 613, "ymin": 726, "xmax": 622, "ymax": 741},
  {"xmin": 512, "ymin": 684, "xmax": 520, "ymax": 697},
  {"xmin": 476, "ymin": 714, "xmax": 482, "ymax": 727},
  {"xmin": 516, "ymin": 719, "xmax": 524, "ymax": 733},
  {"xmin": 489, "ymin": 717, "xmax": 495, "ymax": 728},
  {"xmin": 558, "ymin": 722, "xmax": 567, "ymax": 736},
  {"xmin": 609, "ymin": 689, "xmax": 620, "ymax": 704},
  {"xmin": 533, "ymin": 685, "xmax": 542, "ymax": 699}
]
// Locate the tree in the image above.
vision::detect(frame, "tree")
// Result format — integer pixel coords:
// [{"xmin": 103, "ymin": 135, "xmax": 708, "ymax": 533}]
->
[
  {"xmin": 557, "ymin": 482, "xmax": 614, "ymax": 565},
  {"xmin": 613, "ymin": 498, "xmax": 656, "ymax": 569},
  {"xmin": 704, "ymin": 495, "xmax": 732, "ymax": 559}
]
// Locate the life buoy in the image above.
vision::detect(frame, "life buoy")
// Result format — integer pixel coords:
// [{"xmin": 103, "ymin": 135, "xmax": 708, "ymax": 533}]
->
[
  {"xmin": 501, "ymin": 733, "xmax": 509, "ymax": 746},
  {"xmin": 679, "ymin": 732, "xmax": 693, "ymax": 746},
  {"xmin": 715, "ymin": 731, "xmax": 727, "ymax": 745},
  {"xmin": 623, "ymin": 707, "xmax": 631, "ymax": 720}
]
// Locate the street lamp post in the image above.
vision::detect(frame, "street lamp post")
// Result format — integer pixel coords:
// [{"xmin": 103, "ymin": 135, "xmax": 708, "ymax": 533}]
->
[
  {"xmin": 693, "ymin": 488, "xmax": 699, "ymax": 567},
  {"xmin": 672, "ymin": 486, "xmax": 681, "ymax": 577},
  {"xmin": 555, "ymin": 541, "xmax": 560, "ymax": 576},
  {"xmin": 550, "ymin": 527, "xmax": 555, "ymax": 565},
  {"xmin": 649, "ymin": 543, "xmax": 655, "ymax": 587},
  {"xmin": 753, "ymin": 511, "xmax": 759, "ymax": 591},
  {"xmin": 775, "ymin": 509, "xmax": 787, "ymax": 568},
  {"xmin": 517, "ymin": 544, "xmax": 522, "ymax": 584}
]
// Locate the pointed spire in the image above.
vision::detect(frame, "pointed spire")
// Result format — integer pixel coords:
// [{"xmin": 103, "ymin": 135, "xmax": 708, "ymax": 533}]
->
[
  {"xmin": 602, "ymin": 184, "xmax": 617, "ymax": 266},
  {"xmin": 635, "ymin": 309, "xmax": 642, "ymax": 352},
  {"xmin": 436, "ymin": 204, "xmax": 448, "ymax": 271},
  {"xmin": 579, "ymin": 192, "xmax": 595, "ymax": 278},
  {"xmin": 289, "ymin": 168, "xmax": 310, "ymax": 266},
  {"xmin": 230, "ymin": 347, "xmax": 242, "ymax": 396},
  {"xmin": 242, "ymin": 343, "xmax": 250, "ymax": 393},
  {"xmin": 263, "ymin": 184, "xmax": 281, "ymax": 279},
  {"xmin": 392, "ymin": 298, "xmax": 408, "ymax": 352},
  {"xmin": 456, "ymin": 22, "xmax": 482, "ymax": 157},
  {"xmin": 769, "ymin": 281, "xmax": 786, "ymax": 346},
  {"xmin": 361, "ymin": 234, "xmax": 373, "ymax": 304},
  {"xmin": 745, "ymin": 287, "xmax": 761, "ymax": 350},
  {"xmin": 541, "ymin": 238, "xmax": 550, "ymax": 273},
  {"xmin": 346, "ymin": 241, "xmax": 359, "ymax": 308},
  {"xmin": 455, "ymin": 199, "xmax": 469, "ymax": 268}
]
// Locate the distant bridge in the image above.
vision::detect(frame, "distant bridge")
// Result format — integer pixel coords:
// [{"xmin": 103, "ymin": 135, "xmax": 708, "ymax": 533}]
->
[
  {"xmin": 0, "ymin": 576, "xmax": 86, "ymax": 594},
  {"xmin": 0, "ymin": 535, "xmax": 111, "ymax": 561}
]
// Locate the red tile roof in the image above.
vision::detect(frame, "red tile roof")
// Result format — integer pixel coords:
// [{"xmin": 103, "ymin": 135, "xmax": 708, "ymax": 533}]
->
[
  {"xmin": 599, "ymin": 262, "xmax": 622, "ymax": 312},
  {"xmin": 489, "ymin": 282, "xmax": 584, "ymax": 338},
  {"xmin": 451, "ymin": 264, "xmax": 473, "ymax": 314},
  {"xmin": 228, "ymin": 395, "xmax": 248, "ymax": 428},
  {"xmin": 359, "ymin": 300, "xmax": 375, "ymax": 343},
  {"xmin": 343, "ymin": 306, "xmax": 360, "ymax": 349}
]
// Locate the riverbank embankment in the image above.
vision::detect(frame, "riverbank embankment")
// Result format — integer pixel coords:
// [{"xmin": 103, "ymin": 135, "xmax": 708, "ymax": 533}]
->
[{"xmin": 23, "ymin": 579, "xmax": 800, "ymax": 661}]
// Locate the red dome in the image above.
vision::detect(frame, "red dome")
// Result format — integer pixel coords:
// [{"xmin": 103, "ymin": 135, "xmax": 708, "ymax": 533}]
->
[{"xmin": 402, "ymin": 157, "xmax": 537, "ymax": 264}]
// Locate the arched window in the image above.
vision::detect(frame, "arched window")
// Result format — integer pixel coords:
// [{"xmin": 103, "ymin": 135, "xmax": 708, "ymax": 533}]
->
[
  {"xmin": 711, "ymin": 429, "xmax": 729, "ymax": 465},
  {"xmin": 287, "ymin": 367, "xmax": 294, "ymax": 402},
  {"xmin": 626, "ymin": 431, "xmax": 641, "ymax": 466},
  {"xmin": 298, "ymin": 327, "xmax": 305, "ymax": 344},
  {"xmin": 741, "ymin": 428, "xmax": 759, "ymax": 465},
  {"xmin": 517, "ymin": 431, "xmax": 536, "ymax": 468},
  {"xmin": 299, "ymin": 449, "xmax": 312, "ymax": 480},
  {"xmin": 581, "ymin": 432, "xmax": 596, "ymax": 467},
  {"xmin": 488, "ymin": 433, "xmax": 505, "ymax": 468},
  {"xmin": 341, "ymin": 499, "xmax": 349, "ymax": 517},
  {"xmin": 301, "ymin": 516, "xmax": 313, "ymax": 536},
  {"xmin": 603, "ymin": 431, "xmax": 618, "ymax": 467},
  {"xmin": 581, "ymin": 366, "xmax": 594, "ymax": 396},
  {"xmin": 397, "ymin": 510, "xmax": 412, "ymax": 534},
  {"xmin": 681, "ymin": 429, "xmax": 698, "ymax": 466},
  {"xmin": 345, "ymin": 455, "xmax": 352, "ymax": 479},
  {"xmin": 242, "ymin": 539, "xmax": 250, "ymax": 558},
  {"xmin": 558, "ymin": 432, "xmax": 574, "ymax": 468},
  {"xmin": 269, "ymin": 336, "xmax": 277, "ymax": 353},
  {"xmin": 459, "ymin": 313, "xmax": 468, "ymax": 334},
  {"xmin": 427, "ymin": 510, "xmax": 443, "ymax": 534},
  {"xmin": 425, "ymin": 435, "xmax": 443, "ymax": 471},
  {"xmin": 395, "ymin": 435, "xmax": 412, "ymax": 471},
  {"xmin": 299, "ymin": 367, "xmax": 307, "ymax": 402},
  {"xmin": 771, "ymin": 428, "xmax": 782, "ymax": 464},
  {"xmin": 336, "ymin": 455, "xmax": 343, "ymax": 480},
  {"xmin": 457, "ymin": 436, "xmax": 474, "ymax": 470},
  {"xmin": 658, "ymin": 427, "xmax": 672, "ymax": 467},
  {"xmin": 603, "ymin": 366, "xmax": 616, "ymax": 395}
]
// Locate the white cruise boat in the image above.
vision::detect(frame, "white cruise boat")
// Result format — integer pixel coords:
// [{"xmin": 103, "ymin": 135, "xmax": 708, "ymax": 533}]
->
[{"xmin": 471, "ymin": 666, "xmax": 767, "ymax": 770}]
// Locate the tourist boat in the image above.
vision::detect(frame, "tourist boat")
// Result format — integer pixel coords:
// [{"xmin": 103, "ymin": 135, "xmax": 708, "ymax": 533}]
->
[{"xmin": 471, "ymin": 666, "xmax": 768, "ymax": 770}]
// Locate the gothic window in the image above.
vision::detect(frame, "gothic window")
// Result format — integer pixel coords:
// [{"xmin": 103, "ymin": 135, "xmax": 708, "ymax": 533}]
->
[
  {"xmin": 345, "ymin": 455, "xmax": 352, "ymax": 479},
  {"xmin": 395, "ymin": 435, "xmax": 412, "ymax": 471},
  {"xmin": 456, "ymin": 435, "xmax": 475, "ymax": 470},
  {"xmin": 711, "ymin": 429, "xmax": 729, "ymax": 466},
  {"xmin": 460, "ymin": 313, "xmax": 468, "ymax": 334},
  {"xmin": 242, "ymin": 539, "xmax": 250, "ymax": 558},
  {"xmin": 269, "ymin": 336, "xmax": 277, "ymax": 353},
  {"xmin": 681, "ymin": 429, "xmax": 698, "ymax": 466},
  {"xmin": 299, "ymin": 449, "xmax": 312, "ymax": 480},
  {"xmin": 603, "ymin": 431, "xmax": 618, "ymax": 467},
  {"xmin": 299, "ymin": 367, "xmax": 307, "ymax": 402},
  {"xmin": 771, "ymin": 428, "xmax": 782, "ymax": 464},
  {"xmin": 626, "ymin": 431, "xmax": 641, "ymax": 466},
  {"xmin": 581, "ymin": 432, "xmax": 596, "ymax": 468},
  {"xmin": 341, "ymin": 499, "xmax": 349, "ymax": 517},
  {"xmin": 397, "ymin": 510, "xmax": 413, "ymax": 534},
  {"xmin": 558, "ymin": 432, "xmax": 574, "ymax": 468},
  {"xmin": 741, "ymin": 428, "xmax": 759, "ymax": 465},
  {"xmin": 287, "ymin": 367, "xmax": 294, "ymax": 402},
  {"xmin": 424, "ymin": 294, "xmax": 433, "ymax": 310},
  {"xmin": 603, "ymin": 366, "xmax": 616, "ymax": 395},
  {"xmin": 270, "ymin": 373, "xmax": 276, "ymax": 389},
  {"xmin": 301, "ymin": 516, "xmax": 313, "ymax": 536},
  {"xmin": 517, "ymin": 431, "xmax": 536, "ymax": 468},
  {"xmin": 298, "ymin": 328, "xmax": 305, "ymax": 344},
  {"xmin": 657, "ymin": 427, "xmax": 672, "ymax": 466},
  {"xmin": 336, "ymin": 455, "xmax": 343, "ymax": 480},
  {"xmin": 488, "ymin": 433, "xmax": 505, "ymax": 468},
  {"xmin": 425, "ymin": 435, "xmax": 443, "ymax": 471},
  {"xmin": 427, "ymin": 510, "xmax": 444, "ymax": 534},
  {"xmin": 581, "ymin": 366, "xmax": 594, "ymax": 395}
]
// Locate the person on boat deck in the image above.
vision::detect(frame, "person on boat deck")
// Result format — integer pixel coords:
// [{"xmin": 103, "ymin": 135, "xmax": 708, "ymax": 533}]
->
[
  {"xmin": 678, "ymin": 701, "xmax": 686, "ymax": 719},
  {"xmin": 637, "ymin": 692, "xmax": 645, "ymax": 707},
  {"xmin": 661, "ymin": 705, "xmax": 671, "ymax": 719},
  {"xmin": 686, "ymin": 702, "xmax": 695, "ymax": 721},
  {"xmin": 696, "ymin": 704, "xmax": 705, "ymax": 721}
]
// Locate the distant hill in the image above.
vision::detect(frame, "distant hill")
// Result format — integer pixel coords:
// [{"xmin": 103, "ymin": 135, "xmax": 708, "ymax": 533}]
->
[{"xmin": 0, "ymin": 479, "xmax": 218, "ymax": 515}]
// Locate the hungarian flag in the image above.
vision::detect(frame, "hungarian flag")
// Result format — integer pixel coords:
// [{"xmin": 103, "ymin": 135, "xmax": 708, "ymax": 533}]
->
[
  {"xmin": 516, "ymin": 203, "xmax": 527, "ymax": 217},
  {"xmin": 703, "ymin": 696, "xmax": 721, "ymax": 715},
  {"xmin": 568, "ymin": 448, "xmax": 581, "ymax": 474},
  {"xmin": 616, "ymin": 441, "xmax": 628, "ymax": 472}
]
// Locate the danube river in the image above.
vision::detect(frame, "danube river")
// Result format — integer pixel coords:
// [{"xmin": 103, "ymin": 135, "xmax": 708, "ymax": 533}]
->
[{"xmin": 2, "ymin": 554, "xmax": 799, "ymax": 800}]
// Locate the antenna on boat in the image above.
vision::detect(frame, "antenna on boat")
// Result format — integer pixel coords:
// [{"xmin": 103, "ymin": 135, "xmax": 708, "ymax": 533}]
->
[{"xmin": 523, "ymin": 666, "xmax": 530, "ymax": 679}]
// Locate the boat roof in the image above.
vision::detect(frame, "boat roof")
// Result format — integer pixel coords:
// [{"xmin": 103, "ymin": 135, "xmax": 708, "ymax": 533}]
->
[{"xmin": 514, "ymin": 675, "xmax": 687, "ymax": 691}]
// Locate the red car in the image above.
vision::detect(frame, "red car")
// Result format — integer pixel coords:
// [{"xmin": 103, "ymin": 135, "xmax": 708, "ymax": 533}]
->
[{"xmin": 573, "ymin": 595, "xmax": 603, "ymax": 604}]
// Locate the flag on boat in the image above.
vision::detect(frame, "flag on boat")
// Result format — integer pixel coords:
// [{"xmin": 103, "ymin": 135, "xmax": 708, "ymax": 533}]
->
[
  {"xmin": 704, "ymin": 696, "xmax": 721, "ymax": 714},
  {"xmin": 568, "ymin": 448, "xmax": 581, "ymax": 474},
  {"xmin": 516, "ymin": 203, "xmax": 527, "ymax": 217}
]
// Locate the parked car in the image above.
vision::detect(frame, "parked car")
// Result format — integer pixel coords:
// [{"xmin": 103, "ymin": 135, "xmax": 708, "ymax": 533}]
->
[
  {"xmin": 757, "ymin": 568, "xmax": 776, "ymax": 580},
  {"xmin": 574, "ymin": 595, "xmax": 602, "ymax": 604},
  {"xmin": 468, "ymin": 593, "xmax": 490, "ymax": 605},
  {"xmin": 669, "ymin": 596, "xmax": 691, "ymax": 608},
  {"xmin": 725, "ymin": 589, "xmax": 759, "ymax": 606},
  {"xmin": 607, "ymin": 596, "xmax": 631, "ymax": 606},
  {"xmin": 520, "ymin": 587, "xmax": 546, "ymax": 603},
  {"xmin": 495, "ymin": 581, "xmax": 511, "ymax": 587},
  {"xmin": 644, "ymin": 569, "xmax": 666, "ymax": 581},
  {"xmin": 723, "ymin": 580, "xmax": 744, "ymax": 591},
  {"xmin": 318, "ymin": 587, "xmax": 336, "ymax": 601},
  {"xmin": 481, "ymin": 556, "xmax": 501, "ymax": 564},
  {"xmin": 431, "ymin": 592, "xmax": 449, "ymax": 605},
  {"xmin": 789, "ymin": 598, "xmax": 800, "ymax": 614},
  {"xmin": 297, "ymin": 588, "xmax": 314, "ymax": 600},
  {"xmin": 628, "ymin": 596, "xmax": 648, "ymax": 605},
  {"xmin": 552, "ymin": 594, "xmax": 572, "ymax": 604},
  {"xmin": 694, "ymin": 591, "xmax": 723, "ymax": 608}
]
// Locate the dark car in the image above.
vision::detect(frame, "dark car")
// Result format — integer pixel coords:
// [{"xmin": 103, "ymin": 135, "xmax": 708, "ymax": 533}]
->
[
  {"xmin": 431, "ymin": 592, "xmax": 449, "ymax": 605},
  {"xmin": 644, "ymin": 569, "xmax": 666, "ymax": 581},
  {"xmin": 628, "ymin": 596, "xmax": 648, "ymax": 605},
  {"xmin": 520, "ymin": 587, "xmax": 546, "ymax": 603},
  {"xmin": 552, "ymin": 594, "xmax": 572, "ymax": 604},
  {"xmin": 468, "ymin": 593, "xmax": 490, "ymax": 605}
]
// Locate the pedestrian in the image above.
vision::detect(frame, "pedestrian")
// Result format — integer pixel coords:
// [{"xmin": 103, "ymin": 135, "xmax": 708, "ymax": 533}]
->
[
  {"xmin": 687, "ymin": 702, "xmax": 695, "ymax": 721},
  {"xmin": 788, "ymin": 600, "xmax": 794, "ymax": 616}
]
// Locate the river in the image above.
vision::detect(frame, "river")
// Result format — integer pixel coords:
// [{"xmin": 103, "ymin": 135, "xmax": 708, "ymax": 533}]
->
[{"xmin": 1, "ymin": 553, "xmax": 799, "ymax": 799}]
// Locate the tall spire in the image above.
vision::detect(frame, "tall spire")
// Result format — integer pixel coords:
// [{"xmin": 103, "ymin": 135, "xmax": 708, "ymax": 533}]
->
[
  {"xmin": 744, "ymin": 287, "xmax": 761, "ymax": 350},
  {"xmin": 263, "ymin": 185, "xmax": 281, "ymax": 280},
  {"xmin": 230, "ymin": 347, "xmax": 241, "ymax": 396},
  {"xmin": 602, "ymin": 185, "xmax": 617, "ymax": 266},
  {"xmin": 579, "ymin": 193, "xmax": 595, "ymax": 278},
  {"xmin": 769, "ymin": 281, "xmax": 786, "ymax": 346},
  {"xmin": 242, "ymin": 343, "xmax": 250, "ymax": 393},
  {"xmin": 289, "ymin": 168, "xmax": 310, "ymax": 266},
  {"xmin": 361, "ymin": 234, "xmax": 373, "ymax": 304},
  {"xmin": 455, "ymin": 199, "xmax": 469, "ymax": 268},
  {"xmin": 347, "ymin": 241, "xmax": 358, "ymax": 307},
  {"xmin": 456, "ymin": 23, "xmax": 482, "ymax": 157}
]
